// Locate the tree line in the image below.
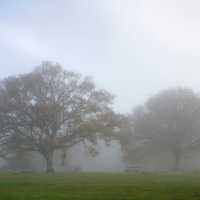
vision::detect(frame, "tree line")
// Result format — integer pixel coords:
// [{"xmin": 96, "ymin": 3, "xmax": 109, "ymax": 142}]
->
[{"xmin": 1, "ymin": 61, "xmax": 200, "ymax": 172}]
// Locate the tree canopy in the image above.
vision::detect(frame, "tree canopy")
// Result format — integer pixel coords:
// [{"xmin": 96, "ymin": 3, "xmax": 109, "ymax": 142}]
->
[
  {"xmin": 122, "ymin": 87, "xmax": 200, "ymax": 171},
  {"xmin": 0, "ymin": 61, "xmax": 127, "ymax": 172}
]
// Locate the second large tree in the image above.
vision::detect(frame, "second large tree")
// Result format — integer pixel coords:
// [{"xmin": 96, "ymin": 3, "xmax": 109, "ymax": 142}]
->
[{"xmin": 122, "ymin": 87, "xmax": 200, "ymax": 171}]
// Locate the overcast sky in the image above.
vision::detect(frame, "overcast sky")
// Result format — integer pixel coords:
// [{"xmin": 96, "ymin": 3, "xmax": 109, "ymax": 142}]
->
[{"xmin": 1, "ymin": 0, "xmax": 200, "ymax": 114}]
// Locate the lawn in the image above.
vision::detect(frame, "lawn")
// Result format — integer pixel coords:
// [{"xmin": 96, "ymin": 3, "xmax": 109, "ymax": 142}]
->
[{"xmin": 0, "ymin": 172, "xmax": 200, "ymax": 199}]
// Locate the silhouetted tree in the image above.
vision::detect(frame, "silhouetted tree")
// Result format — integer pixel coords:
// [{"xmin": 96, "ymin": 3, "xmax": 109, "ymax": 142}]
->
[
  {"xmin": 122, "ymin": 87, "xmax": 200, "ymax": 171},
  {"xmin": 0, "ymin": 61, "xmax": 127, "ymax": 172}
]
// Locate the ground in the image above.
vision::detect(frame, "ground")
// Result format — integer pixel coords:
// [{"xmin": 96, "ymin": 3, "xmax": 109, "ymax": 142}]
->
[{"xmin": 0, "ymin": 172, "xmax": 200, "ymax": 199}]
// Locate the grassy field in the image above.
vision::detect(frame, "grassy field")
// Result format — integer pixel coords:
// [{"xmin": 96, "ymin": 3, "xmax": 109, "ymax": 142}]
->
[{"xmin": 0, "ymin": 172, "xmax": 200, "ymax": 199}]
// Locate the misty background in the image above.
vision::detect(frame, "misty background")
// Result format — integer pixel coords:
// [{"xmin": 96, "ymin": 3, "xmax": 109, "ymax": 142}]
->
[{"xmin": 1, "ymin": 0, "xmax": 200, "ymax": 172}]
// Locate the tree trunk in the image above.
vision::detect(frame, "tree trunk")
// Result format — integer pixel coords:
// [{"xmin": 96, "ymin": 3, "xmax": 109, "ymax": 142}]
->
[
  {"xmin": 45, "ymin": 150, "xmax": 55, "ymax": 173},
  {"xmin": 174, "ymin": 153, "xmax": 180, "ymax": 171}
]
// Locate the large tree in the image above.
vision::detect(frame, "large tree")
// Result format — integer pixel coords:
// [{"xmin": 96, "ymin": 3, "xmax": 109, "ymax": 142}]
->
[
  {"xmin": 0, "ymin": 61, "xmax": 127, "ymax": 172},
  {"xmin": 122, "ymin": 87, "xmax": 200, "ymax": 171}
]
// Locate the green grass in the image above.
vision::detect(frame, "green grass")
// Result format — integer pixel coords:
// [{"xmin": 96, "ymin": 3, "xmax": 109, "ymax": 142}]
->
[{"xmin": 0, "ymin": 172, "xmax": 200, "ymax": 199}]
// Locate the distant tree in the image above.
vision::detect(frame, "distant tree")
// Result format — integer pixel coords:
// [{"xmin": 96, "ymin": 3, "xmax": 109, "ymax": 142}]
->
[
  {"xmin": 0, "ymin": 156, "xmax": 35, "ymax": 171},
  {"xmin": 122, "ymin": 87, "xmax": 200, "ymax": 171},
  {"xmin": 0, "ymin": 61, "xmax": 127, "ymax": 172}
]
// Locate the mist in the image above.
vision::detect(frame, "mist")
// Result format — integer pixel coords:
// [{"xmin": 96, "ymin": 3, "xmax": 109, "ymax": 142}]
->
[{"xmin": 1, "ymin": 1, "xmax": 200, "ymax": 173}]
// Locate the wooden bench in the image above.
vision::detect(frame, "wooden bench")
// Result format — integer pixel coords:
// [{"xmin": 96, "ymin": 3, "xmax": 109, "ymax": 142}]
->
[{"xmin": 125, "ymin": 166, "xmax": 141, "ymax": 173}]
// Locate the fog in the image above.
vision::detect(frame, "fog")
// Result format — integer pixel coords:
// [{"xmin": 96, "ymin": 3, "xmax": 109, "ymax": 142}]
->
[
  {"xmin": 2, "ymin": 141, "xmax": 200, "ymax": 173},
  {"xmin": 0, "ymin": 141, "xmax": 124, "ymax": 172},
  {"xmin": 1, "ymin": 0, "xmax": 200, "ymax": 172}
]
